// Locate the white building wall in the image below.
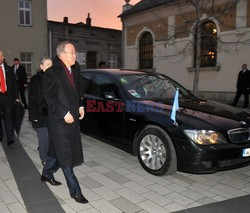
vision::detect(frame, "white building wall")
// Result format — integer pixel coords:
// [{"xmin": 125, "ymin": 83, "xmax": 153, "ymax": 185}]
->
[
  {"xmin": 125, "ymin": 46, "xmax": 139, "ymax": 69},
  {"xmin": 124, "ymin": 28, "xmax": 250, "ymax": 100},
  {"xmin": 123, "ymin": 0, "xmax": 250, "ymax": 102}
]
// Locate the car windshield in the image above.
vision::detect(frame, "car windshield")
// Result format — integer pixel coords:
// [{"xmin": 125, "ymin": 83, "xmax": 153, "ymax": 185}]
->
[{"xmin": 118, "ymin": 73, "xmax": 194, "ymax": 100}]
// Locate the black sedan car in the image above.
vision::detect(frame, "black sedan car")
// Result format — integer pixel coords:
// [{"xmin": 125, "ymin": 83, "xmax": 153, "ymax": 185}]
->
[{"xmin": 80, "ymin": 69, "xmax": 250, "ymax": 176}]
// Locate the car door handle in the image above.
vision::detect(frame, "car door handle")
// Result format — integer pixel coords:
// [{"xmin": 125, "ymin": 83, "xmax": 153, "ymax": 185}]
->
[{"xmin": 129, "ymin": 118, "xmax": 136, "ymax": 122}]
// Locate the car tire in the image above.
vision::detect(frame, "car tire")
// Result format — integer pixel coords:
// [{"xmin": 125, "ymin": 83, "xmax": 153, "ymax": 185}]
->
[{"xmin": 137, "ymin": 125, "xmax": 177, "ymax": 176}]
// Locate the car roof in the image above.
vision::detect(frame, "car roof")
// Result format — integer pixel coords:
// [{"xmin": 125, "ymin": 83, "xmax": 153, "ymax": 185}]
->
[{"xmin": 81, "ymin": 68, "xmax": 154, "ymax": 76}]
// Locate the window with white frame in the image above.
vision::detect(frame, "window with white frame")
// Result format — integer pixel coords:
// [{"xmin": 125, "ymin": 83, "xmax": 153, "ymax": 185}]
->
[
  {"xmin": 19, "ymin": 0, "xmax": 32, "ymax": 26},
  {"xmin": 108, "ymin": 53, "xmax": 117, "ymax": 68},
  {"xmin": 20, "ymin": 52, "xmax": 33, "ymax": 78}
]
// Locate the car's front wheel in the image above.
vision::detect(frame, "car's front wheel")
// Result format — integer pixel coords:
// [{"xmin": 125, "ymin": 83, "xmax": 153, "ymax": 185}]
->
[{"xmin": 137, "ymin": 125, "xmax": 177, "ymax": 176}]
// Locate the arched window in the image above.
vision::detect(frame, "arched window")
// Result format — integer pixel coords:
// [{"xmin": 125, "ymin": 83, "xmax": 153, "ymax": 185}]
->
[
  {"xmin": 194, "ymin": 21, "xmax": 217, "ymax": 67},
  {"xmin": 139, "ymin": 32, "xmax": 153, "ymax": 69}
]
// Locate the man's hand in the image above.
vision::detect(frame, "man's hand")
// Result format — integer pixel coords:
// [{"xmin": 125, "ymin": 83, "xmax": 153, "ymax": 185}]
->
[
  {"xmin": 64, "ymin": 112, "xmax": 74, "ymax": 123},
  {"xmin": 79, "ymin": 107, "xmax": 85, "ymax": 120}
]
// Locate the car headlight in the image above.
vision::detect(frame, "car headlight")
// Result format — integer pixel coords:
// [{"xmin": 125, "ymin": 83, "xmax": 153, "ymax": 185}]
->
[{"xmin": 183, "ymin": 130, "xmax": 227, "ymax": 145}]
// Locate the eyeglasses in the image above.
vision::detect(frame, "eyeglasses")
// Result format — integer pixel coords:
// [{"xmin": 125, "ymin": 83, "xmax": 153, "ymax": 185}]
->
[{"xmin": 63, "ymin": 51, "xmax": 78, "ymax": 55}]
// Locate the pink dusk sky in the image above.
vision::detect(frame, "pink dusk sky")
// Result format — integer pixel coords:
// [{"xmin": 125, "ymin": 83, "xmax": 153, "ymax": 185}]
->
[{"xmin": 47, "ymin": 0, "xmax": 140, "ymax": 30}]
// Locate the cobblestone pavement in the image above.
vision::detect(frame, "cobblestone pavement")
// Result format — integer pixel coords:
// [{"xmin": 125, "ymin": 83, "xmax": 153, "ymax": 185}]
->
[{"xmin": 1, "ymin": 111, "xmax": 250, "ymax": 213}]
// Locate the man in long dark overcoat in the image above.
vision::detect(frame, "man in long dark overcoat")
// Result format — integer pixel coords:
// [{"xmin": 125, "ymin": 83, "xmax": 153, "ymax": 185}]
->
[
  {"xmin": 232, "ymin": 64, "xmax": 250, "ymax": 108},
  {"xmin": 42, "ymin": 41, "xmax": 88, "ymax": 204}
]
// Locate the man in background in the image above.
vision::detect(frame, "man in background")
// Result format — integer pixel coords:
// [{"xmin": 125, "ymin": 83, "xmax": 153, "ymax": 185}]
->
[
  {"xmin": 98, "ymin": 61, "xmax": 106, "ymax": 68},
  {"xmin": 13, "ymin": 58, "xmax": 28, "ymax": 109},
  {"xmin": 232, "ymin": 64, "xmax": 250, "ymax": 108}
]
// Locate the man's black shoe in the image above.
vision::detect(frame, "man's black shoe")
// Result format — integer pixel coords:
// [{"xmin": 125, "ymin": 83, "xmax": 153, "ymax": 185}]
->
[
  {"xmin": 7, "ymin": 140, "xmax": 15, "ymax": 146},
  {"xmin": 41, "ymin": 175, "xmax": 62, "ymax": 186},
  {"xmin": 72, "ymin": 194, "xmax": 89, "ymax": 204}
]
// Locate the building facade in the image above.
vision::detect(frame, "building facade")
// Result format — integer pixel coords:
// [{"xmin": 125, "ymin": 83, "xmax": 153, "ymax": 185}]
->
[
  {"xmin": 0, "ymin": 0, "xmax": 48, "ymax": 78},
  {"xmin": 48, "ymin": 15, "xmax": 122, "ymax": 70},
  {"xmin": 120, "ymin": 0, "xmax": 250, "ymax": 102}
]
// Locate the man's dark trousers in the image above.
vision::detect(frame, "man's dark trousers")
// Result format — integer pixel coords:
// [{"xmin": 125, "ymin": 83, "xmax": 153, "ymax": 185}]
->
[
  {"xmin": 42, "ymin": 157, "xmax": 82, "ymax": 197},
  {"xmin": 232, "ymin": 89, "xmax": 249, "ymax": 107}
]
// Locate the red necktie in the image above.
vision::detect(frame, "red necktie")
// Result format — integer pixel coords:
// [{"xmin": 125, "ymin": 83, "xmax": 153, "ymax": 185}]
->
[{"xmin": 0, "ymin": 66, "xmax": 6, "ymax": 93}]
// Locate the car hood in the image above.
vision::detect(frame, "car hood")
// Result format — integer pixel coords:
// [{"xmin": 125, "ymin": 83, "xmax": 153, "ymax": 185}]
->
[{"xmin": 138, "ymin": 98, "xmax": 250, "ymax": 130}]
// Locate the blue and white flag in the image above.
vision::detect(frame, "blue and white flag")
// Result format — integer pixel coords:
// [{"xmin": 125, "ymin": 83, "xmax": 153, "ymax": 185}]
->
[{"xmin": 171, "ymin": 88, "xmax": 179, "ymax": 125}]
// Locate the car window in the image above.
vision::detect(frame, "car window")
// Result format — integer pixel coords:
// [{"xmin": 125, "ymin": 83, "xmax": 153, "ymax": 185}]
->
[
  {"xmin": 118, "ymin": 74, "xmax": 193, "ymax": 100},
  {"xmin": 91, "ymin": 74, "xmax": 120, "ymax": 99},
  {"xmin": 82, "ymin": 73, "xmax": 94, "ymax": 95}
]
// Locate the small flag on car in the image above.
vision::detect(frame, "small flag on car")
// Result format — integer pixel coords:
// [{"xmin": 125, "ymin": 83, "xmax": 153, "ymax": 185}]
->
[{"xmin": 171, "ymin": 88, "xmax": 179, "ymax": 126}]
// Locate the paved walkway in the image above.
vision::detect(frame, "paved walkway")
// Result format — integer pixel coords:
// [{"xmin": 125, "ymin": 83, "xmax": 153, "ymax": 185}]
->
[{"xmin": 1, "ymin": 111, "xmax": 250, "ymax": 213}]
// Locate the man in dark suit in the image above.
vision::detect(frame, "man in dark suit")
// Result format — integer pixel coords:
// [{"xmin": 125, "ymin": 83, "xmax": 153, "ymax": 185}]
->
[
  {"xmin": 232, "ymin": 64, "xmax": 250, "ymax": 108},
  {"xmin": 13, "ymin": 58, "xmax": 28, "ymax": 109},
  {"xmin": 42, "ymin": 41, "xmax": 88, "ymax": 204},
  {"xmin": 0, "ymin": 51, "xmax": 19, "ymax": 145}
]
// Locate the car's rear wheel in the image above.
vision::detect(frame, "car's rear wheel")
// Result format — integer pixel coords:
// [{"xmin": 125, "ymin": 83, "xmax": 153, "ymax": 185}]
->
[{"xmin": 137, "ymin": 125, "xmax": 177, "ymax": 176}]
